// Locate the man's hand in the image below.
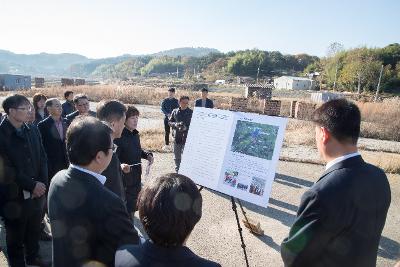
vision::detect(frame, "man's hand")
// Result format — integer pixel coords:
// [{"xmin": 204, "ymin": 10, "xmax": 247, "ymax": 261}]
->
[
  {"xmin": 32, "ymin": 182, "xmax": 46, "ymax": 198},
  {"xmin": 147, "ymin": 155, "xmax": 154, "ymax": 165},
  {"xmin": 121, "ymin": 163, "xmax": 131, "ymax": 174}
]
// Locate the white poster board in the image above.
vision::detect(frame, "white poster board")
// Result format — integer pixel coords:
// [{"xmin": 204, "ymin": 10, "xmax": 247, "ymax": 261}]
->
[{"xmin": 179, "ymin": 107, "xmax": 287, "ymax": 208}]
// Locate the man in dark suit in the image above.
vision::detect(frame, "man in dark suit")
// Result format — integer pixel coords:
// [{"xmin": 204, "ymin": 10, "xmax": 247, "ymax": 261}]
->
[
  {"xmin": 38, "ymin": 98, "xmax": 68, "ymax": 241},
  {"xmin": 194, "ymin": 88, "xmax": 214, "ymax": 109},
  {"xmin": 0, "ymin": 94, "xmax": 49, "ymax": 267},
  {"xmin": 48, "ymin": 116, "xmax": 139, "ymax": 267},
  {"xmin": 97, "ymin": 100, "xmax": 128, "ymax": 202},
  {"xmin": 160, "ymin": 87, "xmax": 179, "ymax": 150},
  {"xmin": 61, "ymin": 90, "xmax": 75, "ymax": 117},
  {"xmin": 38, "ymin": 98, "xmax": 69, "ymax": 180},
  {"xmin": 115, "ymin": 173, "xmax": 220, "ymax": 267},
  {"xmin": 281, "ymin": 99, "xmax": 391, "ymax": 267},
  {"xmin": 169, "ymin": 96, "xmax": 193, "ymax": 172},
  {"xmin": 66, "ymin": 93, "xmax": 96, "ymax": 126}
]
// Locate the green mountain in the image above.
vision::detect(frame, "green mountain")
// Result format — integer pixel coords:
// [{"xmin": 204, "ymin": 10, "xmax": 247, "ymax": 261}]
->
[{"xmin": 0, "ymin": 47, "xmax": 220, "ymax": 77}]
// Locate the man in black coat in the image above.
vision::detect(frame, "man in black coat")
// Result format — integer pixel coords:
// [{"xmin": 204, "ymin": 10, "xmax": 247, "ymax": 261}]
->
[
  {"xmin": 61, "ymin": 90, "xmax": 75, "ymax": 117},
  {"xmin": 169, "ymin": 96, "xmax": 193, "ymax": 172},
  {"xmin": 194, "ymin": 88, "xmax": 214, "ymax": 109},
  {"xmin": 38, "ymin": 98, "xmax": 68, "ymax": 241},
  {"xmin": 66, "ymin": 93, "xmax": 96, "ymax": 126},
  {"xmin": 281, "ymin": 99, "xmax": 391, "ymax": 267},
  {"xmin": 0, "ymin": 95, "xmax": 49, "ymax": 267},
  {"xmin": 97, "ymin": 100, "xmax": 128, "ymax": 202},
  {"xmin": 38, "ymin": 98, "xmax": 69, "ymax": 180},
  {"xmin": 48, "ymin": 116, "xmax": 139, "ymax": 267},
  {"xmin": 160, "ymin": 87, "xmax": 179, "ymax": 150}
]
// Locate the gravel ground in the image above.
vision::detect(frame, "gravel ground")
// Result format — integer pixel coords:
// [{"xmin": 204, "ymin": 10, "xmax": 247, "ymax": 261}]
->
[
  {"xmin": 1, "ymin": 153, "xmax": 399, "ymax": 267},
  {"xmin": 0, "ymin": 99, "xmax": 399, "ymax": 266}
]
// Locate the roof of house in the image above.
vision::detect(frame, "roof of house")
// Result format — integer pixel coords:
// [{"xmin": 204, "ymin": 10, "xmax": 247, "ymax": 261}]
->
[{"xmin": 274, "ymin": 76, "xmax": 312, "ymax": 81}]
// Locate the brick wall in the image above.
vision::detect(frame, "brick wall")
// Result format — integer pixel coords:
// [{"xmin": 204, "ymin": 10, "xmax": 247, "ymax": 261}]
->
[
  {"xmin": 245, "ymin": 86, "xmax": 272, "ymax": 100},
  {"xmin": 263, "ymin": 100, "xmax": 281, "ymax": 116},
  {"xmin": 290, "ymin": 100, "xmax": 297, "ymax": 118},
  {"xmin": 230, "ymin": 97, "xmax": 249, "ymax": 112},
  {"xmin": 295, "ymin": 102, "xmax": 316, "ymax": 120}
]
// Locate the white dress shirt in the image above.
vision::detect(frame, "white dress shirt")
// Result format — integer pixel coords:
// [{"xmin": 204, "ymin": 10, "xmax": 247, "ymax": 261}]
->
[
  {"xmin": 70, "ymin": 164, "xmax": 107, "ymax": 185},
  {"xmin": 325, "ymin": 152, "xmax": 361, "ymax": 170}
]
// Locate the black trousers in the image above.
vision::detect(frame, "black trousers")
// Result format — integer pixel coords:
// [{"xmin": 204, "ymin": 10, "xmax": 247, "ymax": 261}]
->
[
  {"xmin": 3, "ymin": 196, "xmax": 45, "ymax": 267},
  {"xmin": 164, "ymin": 117, "xmax": 171, "ymax": 145}
]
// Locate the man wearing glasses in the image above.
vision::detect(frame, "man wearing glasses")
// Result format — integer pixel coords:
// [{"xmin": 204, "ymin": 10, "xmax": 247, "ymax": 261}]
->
[
  {"xmin": 0, "ymin": 94, "xmax": 50, "ymax": 267},
  {"xmin": 65, "ymin": 93, "xmax": 96, "ymax": 126}
]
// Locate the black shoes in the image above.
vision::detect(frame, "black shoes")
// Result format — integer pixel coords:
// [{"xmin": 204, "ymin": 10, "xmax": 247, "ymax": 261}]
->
[{"xmin": 26, "ymin": 257, "xmax": 52, "ymax": 267}]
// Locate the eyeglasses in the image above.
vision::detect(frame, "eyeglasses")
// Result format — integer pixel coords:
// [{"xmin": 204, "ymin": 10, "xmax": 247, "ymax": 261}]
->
[
  {"xmin": 108, "ymin": 143, "xmax": 118, "ymax": 153},
  {"xmin": 13, "ymin": 106, "xmax": 33, "ymax": 112}
]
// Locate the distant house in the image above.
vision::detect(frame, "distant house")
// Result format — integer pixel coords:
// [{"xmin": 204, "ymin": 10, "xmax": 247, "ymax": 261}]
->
[
  {"xmin": 34, "ymin": 77, "xmax": 45, "ymax": 88},
  {"xmin": 274, "ymin": 76, "xmax": 315, "ymax": 90},
  {"xmin": 74, "ymin": 79, "xmax": 85, "ymax": 86},
  {"xmin": 61, "ymin": 78, "xmax": 74, "ymax": 86},
  {"xmin": 215, "ymin": 79, "xmax": 226, "ymax": 85},
  {"xmin": 0, "ymin": 74, "xmax": 31, "ymax": 91},
  {"xmin": 245, "ymin": 84, "xmax": 274, "ymax": 99}
]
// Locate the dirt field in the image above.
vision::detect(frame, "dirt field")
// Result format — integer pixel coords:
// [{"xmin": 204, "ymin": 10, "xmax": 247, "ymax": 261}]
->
[{"xmin": 1, "ymin": 153, "xmax": 399, "ymax": 267}]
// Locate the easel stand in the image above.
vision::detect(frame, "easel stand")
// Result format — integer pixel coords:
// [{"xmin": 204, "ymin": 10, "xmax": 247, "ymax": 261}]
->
[
  {"xmin": 198, "ymin": 186, "xmax": 250, "ymax": 267},
  {"xmin": 230, "ymin": 196, "xmax": 250, "ymax": 267}
]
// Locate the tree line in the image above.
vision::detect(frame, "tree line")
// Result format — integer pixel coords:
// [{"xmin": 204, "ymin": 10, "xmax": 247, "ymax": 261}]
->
[{"xmin": 71, "ymin": 43, "xmax": 400, "ymax": 94}]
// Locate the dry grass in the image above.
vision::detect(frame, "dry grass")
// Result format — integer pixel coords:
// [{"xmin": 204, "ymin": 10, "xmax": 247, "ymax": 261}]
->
[
  {"xmin": 357, "ymin": 98, "xmax": 400, "ymax": 142},
  {"xmin": 284, "ymin": 119, "xmax": 316, "ymax": 147},
  {"xmin": 361, "ymin": 151, "xmax": 400, "ymax": 174},
  {"xmin": 140, "ymin": 128, "xmax": 165, "ymax": 153},
  {"xmin": 0, "ymin": 85, "xmax": 240, "ymax": 108}
]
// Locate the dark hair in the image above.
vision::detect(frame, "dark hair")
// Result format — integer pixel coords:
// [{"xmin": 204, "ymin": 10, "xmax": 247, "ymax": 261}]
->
[
  {"xmin": 168, "ymin": 87, "xmax": 176, "ymax": 92},
  {"xmin": 201, "ymin": 88, "xmax": 208, "ymax": 92},
  {"xmin": 32, "ymin": 93, "xmax": 47, "ymax": 110},
  {"xmin": 126, "ymin": 104, "xmax": 140, "ymax": 119},
  {"xmin": 64, "ymin": 90, "xmax": 74, "ymax": 99},
  {"xmin": 96, "ymin": 100, "xmax": 126, "ymax": 122},
  {"xmin": 179, "ymin": 96, "xmax": 189, "ymax": 102},
  {"xmin": 45, "ymin": 98, "xmax": 59, "ymax": 108},
  {"xmin": 2, "ymin": 94, "xmax": 30, "ymax": 114},
  {"xmin": 73, "ymin": 93, "xmax": 88, "ymax": 104},
  {"xmin": 138, "ymin": 173, "xmax": 202, "ymax": 247},
  {"xmin": 312, "ymin": 99, "xmax": 361, "ymax": 144},
  {"xmin": 66, "ymin": 116, "xmax": 113, "ymax": 165}
]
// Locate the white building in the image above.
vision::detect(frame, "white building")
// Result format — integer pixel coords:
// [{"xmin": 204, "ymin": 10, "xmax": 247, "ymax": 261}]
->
[
  {"xmin": 215, "ymin": 79, "xmax": 226, "ymax": 85},
  {"xmin": 274, "ymin": 76, "xmax": 315, "ymax": 90}
]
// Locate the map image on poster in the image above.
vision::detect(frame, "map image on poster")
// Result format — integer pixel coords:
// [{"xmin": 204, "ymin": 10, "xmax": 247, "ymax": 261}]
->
[
  {"xmin": 179, "ymin": 107, "xmax": 287, "ymax": 208},
  {"xmin": 231, "ymin": 121, "xmax": 279, "ymax": 160}
]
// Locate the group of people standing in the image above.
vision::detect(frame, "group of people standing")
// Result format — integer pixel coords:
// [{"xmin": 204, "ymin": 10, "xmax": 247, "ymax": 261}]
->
[
  {"xmin": 0, "ymin": 87, "xmax": 393, "ymax": 267},
  {"xmin": 161, "ymin": 87, "xmax": 214, "ymax": 172},
  {"xmin": 0, "ymin": 91, "xmax": 158, "ymax": 267}
]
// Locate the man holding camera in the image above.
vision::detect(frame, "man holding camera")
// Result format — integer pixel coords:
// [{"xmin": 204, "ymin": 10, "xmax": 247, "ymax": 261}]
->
[{"xmin": 169, "ymin": 96, "xmax": 193, "ymax": 172}]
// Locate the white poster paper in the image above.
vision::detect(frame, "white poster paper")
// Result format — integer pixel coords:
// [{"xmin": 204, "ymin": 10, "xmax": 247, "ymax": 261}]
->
[{"xmin": 179, "ymin": 107, "xmax": 287, "ymax": 208}]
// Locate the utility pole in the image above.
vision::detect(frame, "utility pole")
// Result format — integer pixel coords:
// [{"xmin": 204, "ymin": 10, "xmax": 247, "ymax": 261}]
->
[
  {"xmin": 176, "ymin": 66, "xmax": 179, "ymax": 78},
  {"xmin": 357, "ymin": 72, "xmax": 361, "ymax": 95},
  {"xmin": 333, "ymin": 62, "xmax": 338, "ymax": 91},
  {"xmin": 374, "ymin": 64, "xmax": 384, "ymax": 102},
  {"xmin": 256, "ymin": 61, "xmax": 261, "ymax": 84}
]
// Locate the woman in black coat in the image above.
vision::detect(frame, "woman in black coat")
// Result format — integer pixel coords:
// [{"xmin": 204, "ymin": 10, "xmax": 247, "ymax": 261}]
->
[
  {"xmin": 115, "ymin": 105, "xmax": 153, "ymax": 217},
  {"xmin": 33, "ymin": 93, "xmax": 48, "ymax": 125}
]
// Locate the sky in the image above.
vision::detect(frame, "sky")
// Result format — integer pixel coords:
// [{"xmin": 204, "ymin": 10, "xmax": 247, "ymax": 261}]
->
[{"xmin": 0, "ymin": 0, "xmax": 399, "ymax": 59}]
